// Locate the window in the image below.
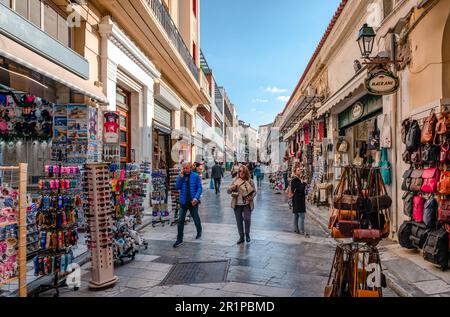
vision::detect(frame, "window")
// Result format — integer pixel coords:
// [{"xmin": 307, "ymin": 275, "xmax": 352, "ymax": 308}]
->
[
  {"xmin": 193, "ymin": 0, "xmax": 197, "ymax": 17},
  {"xmin": 9, "ymin": 0, "xmax": 71, "ymax": 47},
  {"xmin": 181, "ymin": 110, "xmax": 192, "ymax": 132}
]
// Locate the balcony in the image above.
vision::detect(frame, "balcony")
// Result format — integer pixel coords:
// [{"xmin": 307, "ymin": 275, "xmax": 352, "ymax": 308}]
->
[
  {"xmin": 199, "ymin": 70, "xmax": 211, "ymax": 103},
  {"xmin": 196, "ymin": 114, "xmax": 213, "ymax": 141},
  {"xmin": 147, "ymin": 0, "xmax": 198, "ymax": 81},
  {"xmin": 96, "ymin": 0, "xmax": 209, "ymax": 105}
]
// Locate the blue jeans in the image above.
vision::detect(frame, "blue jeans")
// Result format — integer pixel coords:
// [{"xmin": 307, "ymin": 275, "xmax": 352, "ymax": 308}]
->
[
  {"xmin": 294, "ymin": 213, "xmax": 305, "ymax": 233},
  {"xmin": 177, "ymin": 204, "xmax": 202, "ymax": 242}
]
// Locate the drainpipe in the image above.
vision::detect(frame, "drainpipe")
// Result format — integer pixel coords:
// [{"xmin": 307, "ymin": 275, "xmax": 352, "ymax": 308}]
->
[{"xmin": 391, "ymin": 32, "xmax": 400, "ymax": 238}]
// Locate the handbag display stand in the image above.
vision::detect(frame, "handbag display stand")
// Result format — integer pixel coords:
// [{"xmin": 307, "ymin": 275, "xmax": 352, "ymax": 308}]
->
[{"xmin": 84, "ymin": 164, "xmax": 118, "ymax": 289}]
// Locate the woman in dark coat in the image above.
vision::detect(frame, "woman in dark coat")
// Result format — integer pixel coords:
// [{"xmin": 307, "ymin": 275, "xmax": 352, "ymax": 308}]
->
[{"xmin": 290, "ymin": 167, "xmax": 307, "ymax": 235}]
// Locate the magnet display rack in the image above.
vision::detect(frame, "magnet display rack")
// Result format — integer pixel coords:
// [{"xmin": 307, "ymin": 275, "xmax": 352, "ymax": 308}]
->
[
  {"xmin": 84, "ymin": 163, "xmax": 118, "ymax": 289},
  {"xmin": 33, "ymin": 158, "xmax": 81, "ymax": 297},
  {"xmin": 0, "ymin": 164, "xmax": 27, "ymax": 298},
  {"xmin": 151, "ymin": 169, "xmax": 170, "ymax": 227}
]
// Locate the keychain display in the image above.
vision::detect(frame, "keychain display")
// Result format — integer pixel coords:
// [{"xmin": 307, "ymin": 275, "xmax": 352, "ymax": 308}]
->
[{"xmin": 151, "ymin": 169, "xmax": 170, "ymax": 227}]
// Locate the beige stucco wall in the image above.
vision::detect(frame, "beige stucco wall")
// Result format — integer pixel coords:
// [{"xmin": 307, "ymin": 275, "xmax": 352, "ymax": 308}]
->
[{"xmin": 407, "ymin": 0, "xmax": 450, "ymax": 110}]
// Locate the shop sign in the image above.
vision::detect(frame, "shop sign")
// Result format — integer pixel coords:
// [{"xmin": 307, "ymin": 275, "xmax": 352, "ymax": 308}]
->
[
  {"xmin": 365, "ymin": 68, "xmax": 399, "ymax": 95},
  {"xmin": 351, "ymin": 102, "xmax": 364, "ymax": 120}
]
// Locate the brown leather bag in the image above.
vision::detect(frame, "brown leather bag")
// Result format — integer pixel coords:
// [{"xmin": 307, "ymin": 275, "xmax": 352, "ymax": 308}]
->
[
  {"xmin": 353, "ymin": 229, "xmax": 381, "ymax": 243},
  {"xmin": 436, "ymin": 112, "xmax": 448, "ymax": 135},
  {"xmin": 421, "ymin": 111, "xmax": 437, "ymax": 144},
  {"xmin": 401, "ymin": 119, "xmax": 411, "ymax": 145},
  {"xmin": 409, "ymin": 169, "xmax": 424, "ymax": 192},
  {"xmin": 438, "ymin": 199, "xmax": 450, "ymax": 223},
  {"xmin": 438, "ymin": 170, "xmax": 450, "ymax": 195}
]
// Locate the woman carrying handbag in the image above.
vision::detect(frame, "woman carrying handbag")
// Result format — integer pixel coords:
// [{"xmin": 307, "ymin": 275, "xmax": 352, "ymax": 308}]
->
[{"xmin": 228, "ymin": 165, "xmax": 257, "ymax": 244}]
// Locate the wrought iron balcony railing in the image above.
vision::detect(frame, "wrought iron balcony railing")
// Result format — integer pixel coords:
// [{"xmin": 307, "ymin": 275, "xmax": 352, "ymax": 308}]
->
[{"xmin": 147, "ymin": 0, "xmax": 199, "ymax": 82}]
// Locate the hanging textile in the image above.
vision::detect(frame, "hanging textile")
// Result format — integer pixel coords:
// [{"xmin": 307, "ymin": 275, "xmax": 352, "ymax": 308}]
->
[{"xmin": 319, "ymin": 121, "xmax": 325, "ymax": 141}]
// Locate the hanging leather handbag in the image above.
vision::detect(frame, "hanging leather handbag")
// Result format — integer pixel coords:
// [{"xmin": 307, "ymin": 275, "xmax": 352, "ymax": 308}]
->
[
  {"xmin": 409, "ymin": 169, "xmax": 424, "ymax": 193},
  {"xmin": 401, "ymin": 169, "xmax": 413, "ymax": 191},
  {"xmin": 406, "ymin": 120, "xmax": 421, "ymax": 151},
  {"xmin": 440, "ymin": 141, "xmax": 450, "ymax": 163},
  {"xmin": 421, "ymin": 111, "xmax": 437, "ymax": 144},
  {"xmin": 401, "ymin": 119, "xmax": 411, "ymax": 145},
  {"xmin": 438, "ymin": 169, "xmax": 450, "ymax": 195},
  {"xmin": 421, "ymin": 167, "xmax": 440, "ymax": 193},
  {"xmin": 438, "ymin": 199, "xmax": 450, "ymax": 224},
  {"xmin": 334, "ymin": 220, "xmax": 360, "ymax": 238},
  {"xmin": 402, "ymin": 150, "xmax": 411, "ymax": 164},
  {"xmin": 410, "ymin": 148, "xmax": 422, "ymax": 164},
  {"xmin": 413, "ymin": 195, "xmax": 425, "ymax": 223},
  {"xmin": 403, "ymin": 191, "xmax": 414, "ymax": 218},
  {"xmin": 436, "ymin": 112, "xmax": 448, "ymax": 135},
  {"xmin": 423, "ymin": 196, "xmax": 438, "ymax": 229},
  {"xmin": 421, "ymin": 144, "xmax": 440, "ymax": 164},
  {"xmin": 367, "ymin": 195, "xmax": 392, "ymax": 213}
]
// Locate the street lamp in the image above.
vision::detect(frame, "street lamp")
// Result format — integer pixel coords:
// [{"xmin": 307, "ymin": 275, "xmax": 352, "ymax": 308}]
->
[{"xmin": 357, "ymin": 23, "xmax": 376, "ymax": 58}]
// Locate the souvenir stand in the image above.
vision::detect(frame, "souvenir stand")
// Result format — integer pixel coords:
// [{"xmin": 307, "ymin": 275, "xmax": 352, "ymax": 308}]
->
[
  {"xmin": 326, "ymin": 166, "xmax": 390, "ymax": 297},
  {"xmin": 32, "ymin": 158, "xmax": 81, "ymax": 297},
  {"xmin": 0, "ymin": 164, "xmax": 27, "ymax": 297},
  {"xmin": 398, "ymin": 108, "xmax": 450, "ymax": 271},
  {"xmin": 109, "ymin": 163, "xmax": 148, "ymax": 264},
  {"xmin": 151, "ymin": 169, "xmax": 170, "ymax": 227},
  {"xmin": 83, "ymin": 163, "xmax": 117, "ymax": 289}
]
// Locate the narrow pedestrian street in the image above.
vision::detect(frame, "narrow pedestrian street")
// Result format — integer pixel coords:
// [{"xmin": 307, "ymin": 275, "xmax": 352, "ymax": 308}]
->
[{"xmin": 56, "ymin": 175, "xmax": 397, "ymax": 298}]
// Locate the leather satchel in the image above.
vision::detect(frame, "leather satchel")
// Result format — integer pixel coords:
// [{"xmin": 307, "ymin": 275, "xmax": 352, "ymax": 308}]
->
[
  {"xmin": 406, "ymin": 120, "xmax": 421, "ymax": 151},
  {"xmin": 333, "ymin": 195, "xmax": 360, "ymax": 211},
  {"xmin": 440, "ymin": 141, "xmax": 450, "ymax": 163},
  {"xmin": 438, "ymin": 199, "xmax": 450, "ymax": 223},
  {"xmin": 421, "ymin": 111, "xmax": 437, "ymax": 144},
  {"xmin": 333, "ymin": 220, "xmax": 360, "ymax": 238},
  {"xmin": 436, "ymin": 112, "xmax": 448, "ymax": 135},
  {"xmin": 353, "ymin": 229, "xmax": 381, "ymax": 243},
  {"xmin": 409, "ymin": 169, "xmax": 424, "ymax": 192},
  {"xmin": 402, "ymin": 150, "xmax": 411, "ymax": 164},
  {"xmin": 367, "ymin": 195, "xmax": 392, "ymax": 212},
  {"xmin": 410, "ymin": 148, "xmax": 422, "ymax": 164},
  {"xmin": 421, "ymin": 167, "xmax": 440, "ymax": 193},
  {"xmin": 328, "ymin": 209, "xmax": 357, "ymax": 229},
  {"xmin": 438, "ymin": 170, "xmax": 450, "ymax": 195},
  {"xmin": 403, "ymin": 191, "xmax": 414, "ymax": 217},
  {"xmin": 401, "ymin": 169, "xmax": 413, "ymax": 191},
  {"xmin": 421, "ymin": 144, "xmax": 440, "ymax": 163}
]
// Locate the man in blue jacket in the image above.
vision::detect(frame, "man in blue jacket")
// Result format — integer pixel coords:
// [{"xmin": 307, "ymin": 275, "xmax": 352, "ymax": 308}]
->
[{"xmin": 173, "ymin": 162, "xmax": 203, "ymax": 248}]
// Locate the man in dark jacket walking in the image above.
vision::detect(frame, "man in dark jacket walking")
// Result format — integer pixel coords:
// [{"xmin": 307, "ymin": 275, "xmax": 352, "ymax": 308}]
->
[
  {"xmin": 173, "ymin": 162, "xmax": 203, "ymax": 248},
  {"xmin": 211, "ymin": 161, "xmax": 224, "ymax": 194}
]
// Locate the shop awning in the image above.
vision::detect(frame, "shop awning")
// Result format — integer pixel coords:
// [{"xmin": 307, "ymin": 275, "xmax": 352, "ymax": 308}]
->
[
  {"xmin": 0, "ymin": 47, "xmax": 108, "ymax": 104},
  {"xmin": 280, "ymin": 95, "xmax": 321, "ymax": 135},
  {"xmin": 283, "ymin": 110, "xmax": 313, "ymax": 141},
  {"xmin": 317, "ymin": 69, "xmax": 367, "ymax": 117}
]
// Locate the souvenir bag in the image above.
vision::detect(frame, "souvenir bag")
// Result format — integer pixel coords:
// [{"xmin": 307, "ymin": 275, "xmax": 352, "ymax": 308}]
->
[
  {"xmin": 421, "ymin": 111, "xmax": 437, "ymax": 144},
  {"xmin": 368, "ymin": 118, "xmax": 380, "ymax": 150},
  {"xmin": 380, "ymin": 114, "xmax": 392, "ymax": 148},
  {"xmin": 378, "ymin": 148, "xmax": 391, "ymax": 185}
]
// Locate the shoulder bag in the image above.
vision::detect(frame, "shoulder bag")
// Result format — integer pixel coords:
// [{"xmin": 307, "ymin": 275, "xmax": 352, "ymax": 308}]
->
[
  {"xmin": 438, "ymin": 168, "xmax": 450, "ymax": 195},
  {"xmin": 421, "ymin": 111, "xmax": 437, "ymax": 144},
  {"xmin": 406, "ymin": 120, "xmax": 421, "ymax": 151},
  {"xmin": 401, "ymin": 119, "xmax": 411, "ymax": 144},
  {"xmin": 421, "ymin": 167, "xmax": 440, "ymax": 193},
  {"xmin": 409, "ymin": 169, "xmax": 424, "ymax": 193},
  {"xmin": 380, "ymin": 114, "xmax": 392, "ymax": 149},
  {"xmin": 438, "ymin": 199, "xmax": 450, "ymax": 224},
  {"xmin": 402, "ymin": 191, "xmax": 414, "ymax": 218},
  {"xmin": 401, "ymin": 169, "xmax": 413, "ymax": 191}
]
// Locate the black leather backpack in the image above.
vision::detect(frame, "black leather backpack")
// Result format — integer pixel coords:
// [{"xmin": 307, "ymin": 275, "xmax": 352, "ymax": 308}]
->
[{"xmin": 406, "ymin": 120, "xmax": 421, "ymax": 152}]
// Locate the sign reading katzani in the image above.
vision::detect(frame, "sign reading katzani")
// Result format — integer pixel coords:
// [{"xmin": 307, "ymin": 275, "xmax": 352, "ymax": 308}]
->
[{"xmin": 365, "ymin": 68, "xmax": 399, "ymax": 95}]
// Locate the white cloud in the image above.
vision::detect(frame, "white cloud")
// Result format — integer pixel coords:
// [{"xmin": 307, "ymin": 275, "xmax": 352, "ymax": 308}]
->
[
  {"xmin": 253, "ymin": 99, "xmax": 269, "ymax": 104},
  {"xmin": 264, "ymin": 86, "xmax": 288, "ymax": 94},
  {"xmin": 277, "ymin": 96, "xmax": 290, "ymax": 102}
]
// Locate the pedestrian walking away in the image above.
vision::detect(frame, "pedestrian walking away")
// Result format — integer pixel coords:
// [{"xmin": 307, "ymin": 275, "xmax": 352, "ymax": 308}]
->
[
  {"xmin": 228, "ymin": 165, "xmax": 257, "ymax": 244},
  {"xmin": 173, "ymin": 162, "xmax": 203, "ymax": 248},
  {"xmin": 254, "ymin": 163, "xmax": 263, "ymax": 190},
  {"xmin": 290, "ymin": 166, "xmax": 308, "ymax": 236},
  {"xmin": 211, "ymin": 161, "xmax": 224, "ymax": 194}
]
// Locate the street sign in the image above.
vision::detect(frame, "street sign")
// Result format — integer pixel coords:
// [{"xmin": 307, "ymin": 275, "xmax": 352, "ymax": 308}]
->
[{"xmin": 365, "ymin": 68, "xmax": 399, "ymax": 95}]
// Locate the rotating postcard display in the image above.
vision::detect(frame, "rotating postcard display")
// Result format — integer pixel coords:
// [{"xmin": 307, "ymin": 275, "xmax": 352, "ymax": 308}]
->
[
  {"xmin": 103, "ymin": 112, "xmax": 120, "ymax": 163},
  {"xmin": 52, "ymin": 104, "xmax": 99, "ymax": 164}
]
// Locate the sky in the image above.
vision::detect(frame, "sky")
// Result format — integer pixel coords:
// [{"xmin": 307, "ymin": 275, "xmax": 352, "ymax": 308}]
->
[{"xmin": 200, "ymin": 0, "xmax": 342, "ymax": 128}]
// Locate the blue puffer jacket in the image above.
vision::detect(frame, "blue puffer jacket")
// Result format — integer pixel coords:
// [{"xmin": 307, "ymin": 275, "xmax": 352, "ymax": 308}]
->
[{"xmin": 175, "ymin": 172, "xmax": 203, "ymax": 205}]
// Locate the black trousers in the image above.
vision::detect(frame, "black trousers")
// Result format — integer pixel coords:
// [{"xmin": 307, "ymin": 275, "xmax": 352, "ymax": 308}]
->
[
  {"xmin": 214, "ymin": 178, "xmax": 221, "ymax": 193},
  {"xmin": 234, "ymin": 205, "xmax": 252, "ymax": 238}
]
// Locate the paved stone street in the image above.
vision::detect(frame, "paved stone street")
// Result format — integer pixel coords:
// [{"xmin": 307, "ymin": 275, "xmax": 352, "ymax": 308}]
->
[{"xmin": 55, "ymin": 175, "xmax": 398, "ymax": 298}]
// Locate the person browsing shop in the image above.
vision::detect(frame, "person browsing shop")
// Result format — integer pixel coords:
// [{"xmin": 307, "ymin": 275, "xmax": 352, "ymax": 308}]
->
[
  {"xmin": 173, "ymin": 162, "xmax": 203, "ymax": 248},
  {"xmin": 228, "ymin": 165, "xmax": 257, "ymax": 244}
]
